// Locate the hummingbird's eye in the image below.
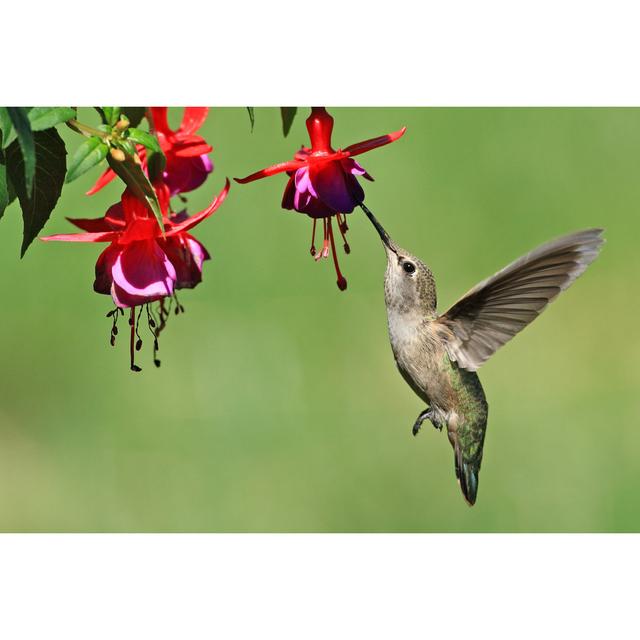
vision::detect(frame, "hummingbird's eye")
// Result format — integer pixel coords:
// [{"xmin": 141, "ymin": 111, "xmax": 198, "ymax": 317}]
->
[{"xmin": 403, "ymin": 261, "xmax": 416, "ymax": 274}]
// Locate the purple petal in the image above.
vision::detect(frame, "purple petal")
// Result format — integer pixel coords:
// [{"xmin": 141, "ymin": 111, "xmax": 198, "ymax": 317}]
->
[
  {"xmin": 94, "ymin": 243, "xmax": 119, "ymax": 295},
  {"xmin": 162, "ymin": 235, "xmax": 211, "ymax": 290},
  {"xmin": 187, "ymin": 237, "xmax": 210, "ymax": 271},
  {"xmin": 164, "ymin": 154, "xmax": 213, "ymax": 196},
  {"xmin": 282, "ymin": 175, "xmax": 296, "ymax": 210},
  {"xmin": 311, "ymin": 162, "xmax": 359, "ymax": 213}
]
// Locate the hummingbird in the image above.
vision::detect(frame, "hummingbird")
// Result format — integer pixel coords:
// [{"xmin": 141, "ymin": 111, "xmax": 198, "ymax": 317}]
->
[{"xmin": 361, "ymin": 203, "xmax": 604, "ymax": 506}]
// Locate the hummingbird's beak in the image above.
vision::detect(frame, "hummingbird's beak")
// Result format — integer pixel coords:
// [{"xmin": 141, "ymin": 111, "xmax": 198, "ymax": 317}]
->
[{"xmin": 360, "ymin": 203, "xmax": 397, "ymax": 254}]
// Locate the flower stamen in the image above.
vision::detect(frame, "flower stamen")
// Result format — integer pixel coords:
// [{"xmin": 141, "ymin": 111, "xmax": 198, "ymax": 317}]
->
[
  {"xmin": 107, "ymin": 306, "xmax": 122, "ymax": 346},
  {"xmin": 310, "ymin": 218, "xmax": 317, "ymax": 257},
  {"xmin": 327, "ymin": 218, "xmax": 347, "ymax": 291},
  {"xmin": 335, "ymin": 213, "xmax": 351, "ymax": 254},
  {"xmin": 314, "ymin": 219, "xmax": 330, "ymax": 262},
  {"xmin": 135, "ymin": 306, "xmax": 144, "ymax": 351},
  {"xmin": 129, "ymin": 308, "xmax": 142, "ymax": 372},
  {"xmin": 145, "ymin": 303, "xmax": 162, "ymax": 368},
  {"xmin": 173, "ymin": 291, "xmax": 185, "ymax": 315}
]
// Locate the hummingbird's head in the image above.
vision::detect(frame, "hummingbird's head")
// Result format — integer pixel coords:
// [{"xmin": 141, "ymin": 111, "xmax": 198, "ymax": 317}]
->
[{"xmin": 362, "ymin": 205, "xmax": 437, "ymax": 313}]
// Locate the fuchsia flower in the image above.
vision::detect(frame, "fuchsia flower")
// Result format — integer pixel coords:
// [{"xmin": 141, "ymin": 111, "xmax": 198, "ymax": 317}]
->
[
  {"xmin": 42, "ymin": 179, "xmax": 229, "ymax": 370},
  {"xmin": 235, "ymin": 107, "xmax": 405, "ymax": 290},
  {"xmin": 87, "ymin": 107, "xmax": 214, "ymax": 197}
]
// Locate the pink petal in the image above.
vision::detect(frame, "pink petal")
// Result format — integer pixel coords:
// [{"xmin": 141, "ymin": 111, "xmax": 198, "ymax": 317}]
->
[
  {"xmin": 294, "ymin": 166, "xmax": 318, "ymax": 198},
  {"xmin": 110, "ymin": 240, "xmax": 176, "ymax": 308}
]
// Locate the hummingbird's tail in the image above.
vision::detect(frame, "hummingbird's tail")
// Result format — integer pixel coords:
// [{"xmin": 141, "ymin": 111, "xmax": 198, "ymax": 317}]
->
[{"xmin": 454, "ymin": 448, "xmax": 480, "ymax": 506}]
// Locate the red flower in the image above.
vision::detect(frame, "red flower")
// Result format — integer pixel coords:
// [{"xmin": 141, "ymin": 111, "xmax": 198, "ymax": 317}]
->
[
  {"xmin": 161, "ymin": 209, "xmax": 211, "ymax": 290},
  {"xmin": 87, "ymin": 107, "xmax": 214, "ymax": 197},
  {"xmin": 42, "ymin": 179, "xmax": 229, "ymax": 370},
  {"xmin": 235, "ymin": 107, "xmax": 405, "ymax": 290}
]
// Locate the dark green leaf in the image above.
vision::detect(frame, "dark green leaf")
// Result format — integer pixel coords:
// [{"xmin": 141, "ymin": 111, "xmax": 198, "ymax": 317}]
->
[
  {"xmin": 28, "ymin": 107, "xmax": 76, "ymax": 131},
  {"xmin": 7, "ymin": 169, "xmax": 15, "ymax": 204},
  {"xmin": 121, "ymin": 107, "xmax": 146, "ymax": 128},
  {"xmin": 0, "ymin": 107, "xmax": 12, "ymax": 149},
  {"xmin": 100, "ymin": 107, "xmax": 121, "ymax": 126},
  {"xmin": 0, "ymin": 150, "xmax": 8, "ymax": 219},
  {"xmin": 127, "ymin": 128, "xmax": 161, "ymax": 153},
  {"xmin": 246, "ymin": 107, "xmax": 255, "ymax": 132},
  {"xmin": 117, "ymin": 139, "xmax": 137, "ymax": 157},
  {"xmin": 7, "ymin": 107, "xmax": 35, "ymax": 196},
  {"xmin": 107, "ymin": 151, "xmax": 164, "ymax": 232},
  {"xmin": 147, "ymin": 149, "xmax": 166, "ymax": 183},
  {"xmin": 280, "ymin": 107, "xmax": 297, "ymax": 137},
  {"xmin": 66, "ymin": 136, "xmax": 108, "ymax": 183},
  {"xmin": 6, "ymin": 128, "xmax": 67, "ymax": 257}
]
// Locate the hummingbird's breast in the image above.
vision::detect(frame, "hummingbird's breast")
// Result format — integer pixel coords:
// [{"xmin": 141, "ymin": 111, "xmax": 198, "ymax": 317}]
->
[
  {"xmin": 386, "ymin": 307, "xmax": 487, "ymax": 422},
  {"xmin": 386, "ymin": 308, "xmax": 449, "ymax": 406}
]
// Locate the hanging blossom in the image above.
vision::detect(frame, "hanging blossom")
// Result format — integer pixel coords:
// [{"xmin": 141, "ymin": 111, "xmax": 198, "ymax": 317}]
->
[
  {"xmin": 42, "ymin": 179, "xmax": 229, "ymax": 371},
  {"xmin": 87, "ymin": 107, "xmax": 214, "ymax": 197},
  {"xmin": 235, "ymin": 107, "xmax": 405, "ymax": 290}
]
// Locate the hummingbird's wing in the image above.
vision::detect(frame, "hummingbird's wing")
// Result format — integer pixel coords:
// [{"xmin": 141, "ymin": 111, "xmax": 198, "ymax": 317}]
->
[{"xmin": 437, "ymin": 228, "xmax": 604, "ymax": 372}]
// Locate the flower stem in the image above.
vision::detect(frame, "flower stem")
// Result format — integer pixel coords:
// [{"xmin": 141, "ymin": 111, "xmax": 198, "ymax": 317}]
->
[{"xmin": 66, "ymin": 119, "xmax": 108, "ymax": 139}]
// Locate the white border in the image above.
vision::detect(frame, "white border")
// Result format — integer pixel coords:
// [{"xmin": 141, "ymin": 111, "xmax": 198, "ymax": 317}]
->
[
  {"xmin": 0, "ymin": 534, "xmax": 636, "ymax": 639},
  {"xmin": 5, "ymin": 1, "xmax": 640, "ymax": 104}
]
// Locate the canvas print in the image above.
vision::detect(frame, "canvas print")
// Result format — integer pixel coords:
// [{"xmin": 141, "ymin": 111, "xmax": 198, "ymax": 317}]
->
[{"xmin": 0, "ymin": 107, "xmax": 633, "ymax": 530}]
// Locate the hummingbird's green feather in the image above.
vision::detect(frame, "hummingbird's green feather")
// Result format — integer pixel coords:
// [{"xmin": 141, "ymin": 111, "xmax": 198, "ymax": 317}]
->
[{"xmin": 442, "ymin": 353, "xmax": 488, "ymax": 506}]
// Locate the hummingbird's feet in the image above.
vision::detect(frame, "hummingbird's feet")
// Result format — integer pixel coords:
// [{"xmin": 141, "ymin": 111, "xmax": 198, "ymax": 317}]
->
[{"xmin": 412, "ymin": 408, "xmax": 440, "ymax": 436}]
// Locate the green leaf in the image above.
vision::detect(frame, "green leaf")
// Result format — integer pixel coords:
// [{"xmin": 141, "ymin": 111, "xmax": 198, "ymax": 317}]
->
[
  {"xmin": 107, "ymin": 151, "xmax": 164, "ymax": 232},
  {"xmin": 7, "ymin": 168, "xmax": 15, "ymax": 204},
  {"xmin": 0, "ymin": 150, "xmax": 9, "ymax": 219},
  {"xmin": 121, "ymin": 107, "xmax": 146, "ymax": 128},
  {"xmin": 117, "ymin": 139, "xmax": 137, "ymax": 157},
  {"xmin": 28, "ymin": 107, "xmax": 76, "ymax": 131},
  {"xmin": 246, "ymin": 107, "xmax": 255, "ymax": 132},
  {"xmin": 0, "ymin": 107, "xmax": 12, "ymax": 149},
  {"xmin": 6, "ymin": 128, "xmax": 67, "ymax": 257},
  {"xmin": 7, "ymin": 107, "xmax": 35, "ymax": 196},
  {"xmin": 66, "ymin": 136, "xmax": 108, "ymax": 183},
  {"xmin": 100, "ymin": 107, "xmax": 121, "ymax": 126},
  {"xmin": 127, "ymin": 127, "xmax": 162, "ymax": 153},
  {"xmin": 280, "ymin": 107, "xmax": 297, "ymax": 137},
  {"xmin": 146, "ymin": 149, "xmax": 166, "ymax": 183}
]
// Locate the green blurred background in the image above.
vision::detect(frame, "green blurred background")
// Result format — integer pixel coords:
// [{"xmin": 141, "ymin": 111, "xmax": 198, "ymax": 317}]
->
[{"xmin": 0, "ymin": 108, "xmax": 637, "ymax": 531}]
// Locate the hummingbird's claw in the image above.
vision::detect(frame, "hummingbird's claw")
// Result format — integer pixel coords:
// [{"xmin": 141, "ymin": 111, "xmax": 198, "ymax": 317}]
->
[
  {"xmin": 412, "ymin": 407, "xmax": 444, "ymax": 436},
  {"xmin": 412, "ymin": 408, "xmax": 434, "ymax": 436}
]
